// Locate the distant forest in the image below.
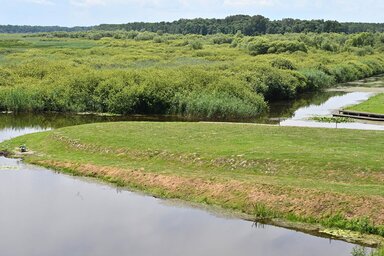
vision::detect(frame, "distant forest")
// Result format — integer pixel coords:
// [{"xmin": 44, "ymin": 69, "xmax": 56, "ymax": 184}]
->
[{"xmin": 1, "ymin": 15, "xmax": 384, "ymax": 35}]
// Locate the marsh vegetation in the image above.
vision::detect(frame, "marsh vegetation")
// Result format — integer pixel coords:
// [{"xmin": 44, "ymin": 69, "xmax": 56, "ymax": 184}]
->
[{"xmin": 1, "ymin": 31, "xmax": 384, "ymax": 118}]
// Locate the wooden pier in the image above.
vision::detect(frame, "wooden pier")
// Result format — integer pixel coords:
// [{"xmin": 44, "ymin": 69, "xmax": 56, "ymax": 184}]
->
[{"xmin": 333, "ymin": 110, "xmax": 384, "ymax": 121}]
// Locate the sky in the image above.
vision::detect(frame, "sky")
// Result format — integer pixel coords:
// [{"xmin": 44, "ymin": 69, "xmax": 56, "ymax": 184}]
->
[{"xmin": 0, "ymin": 0, "xmax": 383, "ymax": 27}]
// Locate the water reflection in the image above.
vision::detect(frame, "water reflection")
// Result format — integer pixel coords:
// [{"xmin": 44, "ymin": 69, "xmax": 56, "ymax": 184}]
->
[
  {"xmin": 280, "ymin": 92, "xmax": 384, "ymax": 130},
  {"xmin": 0, "ymin": 112, "xmax": 194, "ymax": 130},
  {"xmin": 0, "ymin": 167, "xmax": 356, "ymax": 256},
  {"xmin": 267, "ymin": 91, "xmax": 346, "ymax": 119}
]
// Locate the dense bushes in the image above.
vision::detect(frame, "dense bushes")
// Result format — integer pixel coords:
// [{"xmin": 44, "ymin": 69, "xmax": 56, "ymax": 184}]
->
[
  {"xmin": 299, "ymin": 69, "xmax": 334, "ymax": 90},
  {"xmin": 0, "ymin": 67, "xmax": 267, "ymax": 118},
  {"xmin": 1, "ymin": 32, "xmax": 384, "ymax": 118},
  {"xmin": 248, "ymin": 39, "xmax": 307, "ymax": 55},
  {"xmin": 271, "ymin": 58, "xmax": 297, "ymax": 70}
]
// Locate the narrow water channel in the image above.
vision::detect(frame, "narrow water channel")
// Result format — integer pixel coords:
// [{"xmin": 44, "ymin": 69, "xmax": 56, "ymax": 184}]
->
[{"xmin": 0, "ymin": 118, "xmax": 365, "ymax": 256}]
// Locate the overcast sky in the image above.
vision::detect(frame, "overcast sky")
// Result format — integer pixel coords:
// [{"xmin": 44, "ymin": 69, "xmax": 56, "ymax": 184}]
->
[{"xmin": 1, "ymin": 0, "xmax": 383, "ymax": 26}]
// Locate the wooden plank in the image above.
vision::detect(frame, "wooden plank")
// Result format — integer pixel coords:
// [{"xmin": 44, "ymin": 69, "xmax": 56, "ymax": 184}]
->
[{"xmin": 338, "ymin": 110, "xmax": 384, "ymax": 119}]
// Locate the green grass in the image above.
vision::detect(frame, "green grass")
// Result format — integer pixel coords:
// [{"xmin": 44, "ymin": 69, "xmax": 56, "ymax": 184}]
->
[
  {"xmin": 347, "ymin": 93, "xmax": 384, "ymax": 114},
  {"xmin": 1, "ymin": 122, "xmax": 384, "ymax": 239}
]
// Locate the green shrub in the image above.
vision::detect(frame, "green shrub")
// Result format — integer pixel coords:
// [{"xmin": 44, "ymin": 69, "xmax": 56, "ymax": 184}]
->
[
  {"xmin": 300, "ymin": 69, "xmax": 335, "ymax": 90},
  {"xmin": 271, "ymin": 58, "xmax": 297, "ymax": 70},
  {"xmin": 135, "ymin": 32, "xmax": 156, "ymax": 41},
  {"xmin": 212, "ymin": 34, "xmax": 233, "ymax": 44},
  {"xmin": 189, "ymin": 40, "xmax": 203, "ymax": 50}
]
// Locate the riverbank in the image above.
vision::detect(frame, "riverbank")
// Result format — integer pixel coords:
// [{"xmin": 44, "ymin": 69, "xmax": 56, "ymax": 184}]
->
[{"xmin": 1, "ymin": 122, "xmax": 384, "ymax": 246}]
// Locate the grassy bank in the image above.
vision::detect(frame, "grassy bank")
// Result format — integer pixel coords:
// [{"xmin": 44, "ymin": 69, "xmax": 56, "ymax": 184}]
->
[
  {"xmin": 347, "ymin": 93, "xmax": 384, "ymax": 114},
  {"xmin": 1, "ymin": 32, "xmax": 384, "ymax": 118},
  {"xmin": 1, "ymin": 122, "xmax": 384, "ymax": 243}
]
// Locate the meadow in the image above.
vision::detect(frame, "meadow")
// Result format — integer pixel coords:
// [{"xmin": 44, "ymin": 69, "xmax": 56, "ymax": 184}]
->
[{"xmin": 1, "ymin": 31, "xmax": 384, "ymax": 118}]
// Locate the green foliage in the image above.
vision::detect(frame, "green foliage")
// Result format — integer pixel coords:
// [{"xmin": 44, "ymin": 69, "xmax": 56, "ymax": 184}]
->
[
  {"xmin": 0, "ymin": 32, "xmax": 384, "ymax": 117},
  {"xmin": 320, "ymin": 214, "xmax": 384, "ymax": 236},
  {"xmin": 189, "ymin": 40, "xmax": 203, "ymax": 50},
  {"xmin": 271, "ymin": 58, "xmax": 297, "ymax": 70},
  {"xmin": 135, "ymin": 32, "xmax": 156, "ymax": 41},
  {"xmin": 212, "ymin": 34, "xmax": 233, "ymax": 44},
  {"xmin": 253, "ymin": 203, "xmax": 279, "ymax": 219},
  {"xmin": 300, "ymin": 69, "xmax": 335, "ymax": 90},
  {"xmin": 355, "ymin": 46, "xmax": 375, "ymax": 56},
  {"xmin": 348, "ymin": 32, "xmax": 375, "ymax": 47},
  {"xmin": 3, "ymin": 15, "xmax": 384, "ymax": 35},
  {"xmin": 248, "ymin": 39, "xmax": 307, "ymax": 55}
]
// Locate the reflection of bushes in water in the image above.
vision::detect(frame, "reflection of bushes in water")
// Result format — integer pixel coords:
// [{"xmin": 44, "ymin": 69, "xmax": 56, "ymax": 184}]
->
[
  {"xmin": 0, "ymin": 113, "xmax": 209, "ymax": 130},
  {"xmin": 0, "ymin": 113, "xmax": 125, "ymax": 129},
  {"xmin": 268, "ymin": 91, "xmax": 345, "ymax": 118},
  {"xmin": 351, "ymin": 246, "xmax": 384, "ymax": 256}
]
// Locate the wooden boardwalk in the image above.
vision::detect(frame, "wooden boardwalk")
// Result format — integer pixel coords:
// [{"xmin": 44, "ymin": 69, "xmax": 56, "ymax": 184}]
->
[{"xmin": 333, "ymin": 110, "xmax": 384, "ymax": 121}]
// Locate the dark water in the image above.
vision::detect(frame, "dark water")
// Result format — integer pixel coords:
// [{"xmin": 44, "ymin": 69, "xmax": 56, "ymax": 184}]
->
[{"xmin": 0, "ymin": 120, "xmax": 362, "ymax": 256}]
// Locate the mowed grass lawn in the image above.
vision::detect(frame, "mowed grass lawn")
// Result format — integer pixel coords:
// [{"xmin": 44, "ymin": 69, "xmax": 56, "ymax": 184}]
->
[
  {"xmin": 1, "ymin": 122, "xmax": 384, "ymax": 235},
  {"xmin": 347, "ymin": 93, "xmax": 384, "ymax": 114}
]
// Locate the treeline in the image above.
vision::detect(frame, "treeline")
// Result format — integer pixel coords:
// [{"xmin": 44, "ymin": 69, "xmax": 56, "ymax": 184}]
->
[
  {"xmin": 0, "ymin": 25, "xmax": 88, "ymax": 34},
  {"xmin": 1, "ymin": 15, "xmax": 384, "ymax": 35},
  {"xmin": 96, "ymin": 15, "xmax": 384, "ymax": 35}
]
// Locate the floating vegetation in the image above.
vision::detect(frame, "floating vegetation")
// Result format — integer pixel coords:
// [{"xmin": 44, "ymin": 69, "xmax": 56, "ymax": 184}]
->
[
  {"xmin": 0, "ymin": 166, "xmax": 20, "ymax": 171},
  {"xmin": 310, "ymin": 116, "xmax": 354, "ymax": 123}
]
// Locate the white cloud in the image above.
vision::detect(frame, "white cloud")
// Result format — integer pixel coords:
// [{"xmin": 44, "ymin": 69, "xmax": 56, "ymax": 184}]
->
[{"xmin": 69, "ymin": 0, "xmax": 107, "ymax": 7}]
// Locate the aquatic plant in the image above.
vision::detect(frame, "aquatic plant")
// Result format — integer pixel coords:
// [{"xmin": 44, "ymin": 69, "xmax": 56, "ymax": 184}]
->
[{"xmin": 310, "ymin": 116, "xmax": 354, "ymax": 123}]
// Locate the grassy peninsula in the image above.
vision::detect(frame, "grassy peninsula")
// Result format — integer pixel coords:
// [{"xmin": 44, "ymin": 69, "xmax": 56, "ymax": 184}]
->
[
  {"xmin": 1, "ymin": 122, "xmax": 384, "ymax": 244},
  {"xmin": 347, "ymin": 93, "xmax": 384, "ymax": 114}
]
